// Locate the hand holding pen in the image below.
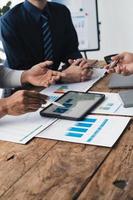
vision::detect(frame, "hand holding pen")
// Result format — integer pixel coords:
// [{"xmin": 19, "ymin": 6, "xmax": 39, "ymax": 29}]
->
[
  {"xmin": 105, "ymin": 55, "xmax": 121, "ymax": 74},
  {"xmin": 105, "ymin": 52, "xmax": 133, "ymax": 75}
]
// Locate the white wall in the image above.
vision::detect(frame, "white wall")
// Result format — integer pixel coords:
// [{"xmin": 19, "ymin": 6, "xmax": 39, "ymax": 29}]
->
[{"xmin": 88, "ymin": 0, "xmax": 133, "ymax": 60}]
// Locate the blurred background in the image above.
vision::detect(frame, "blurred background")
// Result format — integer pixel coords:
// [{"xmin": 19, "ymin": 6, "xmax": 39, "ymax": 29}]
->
[{"xmin": 0, "ymin": 0, "xmax": 133, "ymax": 60}]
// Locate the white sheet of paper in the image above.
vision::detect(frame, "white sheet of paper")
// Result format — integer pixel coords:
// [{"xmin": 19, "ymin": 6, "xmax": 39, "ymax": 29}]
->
[
  {"xmin": 0, "ymin": 110, "xmax": 56, "ymax": 144},
  {"xmin": 91, "ymin": 92, "xmax": 133, "ymax": 116},
  {"xmin": 37, "ymin": 115, "xmax": 130, "ymax": 147},
  {"xmin": 41, "ymin": 68, "xmax": 106, "ymax": 95}
]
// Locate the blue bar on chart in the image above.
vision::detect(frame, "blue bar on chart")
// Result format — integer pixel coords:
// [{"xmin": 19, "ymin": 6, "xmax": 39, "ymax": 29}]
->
[
  {"xmin": 76, "ymin": 122, "xmax": 93, "ymax": 128},
  {"xmin": 69, "ymin": 127, "xmax": 88, "ymax": 133},
  {"xmin": 66, "ymin": 132, "xmax": 83, "ymax": 138},
  {"xmin": 65, "ymin": 118, "xmax": 97, "ymax": 138},
  {"xmin": 82, "ymin": 118, "xmax": 97, "ymax": 123}
]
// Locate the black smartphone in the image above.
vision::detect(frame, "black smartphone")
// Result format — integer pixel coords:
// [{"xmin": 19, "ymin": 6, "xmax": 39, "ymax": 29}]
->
[
  {"xmin": 104, "ymin": 54, "xmax": 118, "ymax": 64},
  {"xmin": 40, "ymin": 91, "xmax": 105, "ymax": 121}
]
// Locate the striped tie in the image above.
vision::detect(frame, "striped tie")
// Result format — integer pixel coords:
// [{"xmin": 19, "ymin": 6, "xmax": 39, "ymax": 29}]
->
[{"xmin": 41, "ymin": 14, "xmax": 53, "ymax": 60}]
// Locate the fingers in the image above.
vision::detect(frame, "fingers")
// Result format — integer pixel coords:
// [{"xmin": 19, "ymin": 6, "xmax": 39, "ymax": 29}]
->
[
  {"xmin": 80, "ymin": 60, "xmax": 98, "ymax": 69},
  {"xmin": 38, "ymin": 70, "xmax": 61, "ymax": 87},
  {"xmin": 39, "ymin": 61, "xmax": 53, "ymax": 68},
  {"xmin": 46, "ymin": 70, "xmax": 66, "ymax": 85},
  {"xmin": 6, "ymin": 90, "xmax": 49, "ymax": 116},
  {"xmin": 68, "ymin": 58, "xmax": 98, "ymax": 70},
  {"xmin": 79, "ymin": 60, "xmax": 87, "ymax": 68},
  {"xmin": 121, "ymin": 66, "xmax": 129, "ymax": 76},
  {"xmin": 68, "ymin": 59, "xmax": 74, "ymax": 65},
  {"xmin": 71, "ymin": 58, "xmax": 84, "ymax": 66},
  {"xmin": 47, "ymin": 70, "xmax": 61, "ymax": 84},
  {"xmin": 60, "ymin": 71, "xmax": 66, "ymax": 78},
  {"xmin": 24, "ymin": 91, "xmax": 48, "ymax": 102},
  {"xmin": 106, "ymin": 63, "xmax": 130, "ymax": 76},
  {"xmin": 111, "ymin": 53, "xmax": 125, "ymax": 62},
  {"xmin": 81, "ymin": 69, "xmax": 93, "ymax": 82}
]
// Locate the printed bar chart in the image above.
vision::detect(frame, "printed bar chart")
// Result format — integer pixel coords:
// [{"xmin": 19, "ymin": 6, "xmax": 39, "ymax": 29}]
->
[
  {"xmin": 54, "ymin": 86, "xmax": 68, "ymax": 94},
  {"xmin": 65, "ymin": 117, "xmax": 97, "ymax": 138},
  {"xmin": 37, "ymin": 115, "xmax": 130, "ymax": 147},
  {"xmin": 87, "ymin": 119, "xmax": 108, "ymax": 142},
  {"xmin": 49, "ymin": 95, "xmax": 59, "ymax": 101}
]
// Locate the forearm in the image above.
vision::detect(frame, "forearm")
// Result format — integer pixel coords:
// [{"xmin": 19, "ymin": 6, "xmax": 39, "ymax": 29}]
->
[{"xmin": 0, "ymin": 99, "xmax": 8, "ymax": 118}]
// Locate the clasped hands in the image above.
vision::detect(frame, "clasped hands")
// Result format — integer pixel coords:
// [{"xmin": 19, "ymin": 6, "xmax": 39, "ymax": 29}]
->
[{"xmin": 61, "ymin": 58, "xmax": 97, "ymax": 83}]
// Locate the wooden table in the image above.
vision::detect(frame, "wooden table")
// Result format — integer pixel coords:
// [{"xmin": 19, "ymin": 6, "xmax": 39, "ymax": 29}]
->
[{"xmin": 0, "ymin": 70, "xmax": 133, "ymax": 200}]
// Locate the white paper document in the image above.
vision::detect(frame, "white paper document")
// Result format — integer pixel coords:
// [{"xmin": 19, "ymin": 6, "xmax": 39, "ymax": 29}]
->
[
  {"xmin": 91, "ymin": 92, "xmax": 133, "ymax": 116},
  {"xmin": 37, "ymin": 115, "xmax": 130, "ymax": 147},
  {"xmin": 41, "ymin": 68, "xmax": 106, "ymax": 96},
  {"xmin": 0, "ymin": 111, "xmax": 56, "ymax": 144}
]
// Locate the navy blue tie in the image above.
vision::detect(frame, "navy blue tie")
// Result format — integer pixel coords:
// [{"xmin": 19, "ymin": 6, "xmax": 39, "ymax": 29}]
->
[{"xmin": 41, "ymin": 14, "xmax": 53, "ymax": 60}]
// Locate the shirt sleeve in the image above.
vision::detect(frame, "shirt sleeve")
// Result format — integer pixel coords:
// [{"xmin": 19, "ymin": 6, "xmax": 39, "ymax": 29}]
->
[{"xmin": 0, "ymin": 65, "xmax": 23, "ymax": 88}]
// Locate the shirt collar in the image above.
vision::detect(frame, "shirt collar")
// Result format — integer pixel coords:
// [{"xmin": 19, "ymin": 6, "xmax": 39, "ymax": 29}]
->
[{"xmin": 23, "ymin": 0, "xmax": 50, "ymax": 23}]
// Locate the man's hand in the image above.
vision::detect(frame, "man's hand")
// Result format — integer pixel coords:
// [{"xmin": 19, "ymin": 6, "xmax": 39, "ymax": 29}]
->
[
  {"xmin": 21, "ymin": 61, "xmax": 62, "ymax": 87},
  {"xmin": 4, "ymin": 90, "xmax": 48, "ymax": 116},
  {"xmin": 106, "ymin": 52, "xmax": 133, "ymax": 75},
  {"xmin": 61, "ymin": 58, "xmax": 97, "ymax": 83},
  {"xmin": 108, "ymin": 63, "xmax": 133, "ymax": 76},
  {"xmin": 112, "ymin": 52, "xmax": 133, "ymax": 65}
]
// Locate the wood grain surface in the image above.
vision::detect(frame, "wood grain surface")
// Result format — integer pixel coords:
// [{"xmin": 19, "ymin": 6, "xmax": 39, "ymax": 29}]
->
[
  {"xmin": 0, "ymin": 65, "xmax": 132, "ymax": 200},
  {"xmin": 78, "ymin": 121, "xmax": 133, "ymax": 200}
]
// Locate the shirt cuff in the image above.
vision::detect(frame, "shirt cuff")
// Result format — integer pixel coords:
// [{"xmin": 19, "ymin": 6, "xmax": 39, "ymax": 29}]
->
[{"xmin": 3, "ymin": 70, "xmax": 23, "ymax": 88}]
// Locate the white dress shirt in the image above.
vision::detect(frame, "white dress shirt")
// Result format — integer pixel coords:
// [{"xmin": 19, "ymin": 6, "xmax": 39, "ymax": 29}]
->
[{"xmin": 0, "ymin": 65, "xmax": 23, "ymax": 88}]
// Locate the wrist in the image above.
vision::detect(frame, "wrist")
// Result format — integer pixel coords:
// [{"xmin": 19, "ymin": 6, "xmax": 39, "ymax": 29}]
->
[
  {"xmin": 60, "ymin": 69, "xmax": 69, "ymax": 83},
  {"xmin": 21, "ymin": 71, "xmax": 29, "ymax": 85},
  {"xmin": 0, "ymin": 99, "xmax": 8, "ymax": 118}
]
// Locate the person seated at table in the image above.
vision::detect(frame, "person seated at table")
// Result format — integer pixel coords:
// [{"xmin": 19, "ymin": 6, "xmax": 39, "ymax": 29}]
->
[
  {"xmin": 0, "ymin": 60, "xmax": 62, "ymax": 118},
  {"xmin": 107, "ymin": 52, "xmax": 133, "ymax": 75},
  {"xmin": 1, "ymin": 0, "xmax": 97, "ymax": 83}
]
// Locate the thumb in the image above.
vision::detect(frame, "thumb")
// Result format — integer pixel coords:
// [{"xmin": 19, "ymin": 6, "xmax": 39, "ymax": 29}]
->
[
  {"xmin": 39, "ymin": 61, "xmax": 53, "ymax": 68},
  {"xmin": 111, "ymin": 54, "xmax": 123, "ymax": 61}
]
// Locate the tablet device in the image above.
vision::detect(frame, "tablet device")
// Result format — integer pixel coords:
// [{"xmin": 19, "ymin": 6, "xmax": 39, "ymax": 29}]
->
[
  {"xmin": 108, "ymin": 74, "xmax": 133, "ymax": 89},
  {"xmin": 40, "ymin": 91, "xmax": 105, "ymax": 120},
  {"xmin": 119, "ymin": 90, "xmax": 133, "ymax": 108}
]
